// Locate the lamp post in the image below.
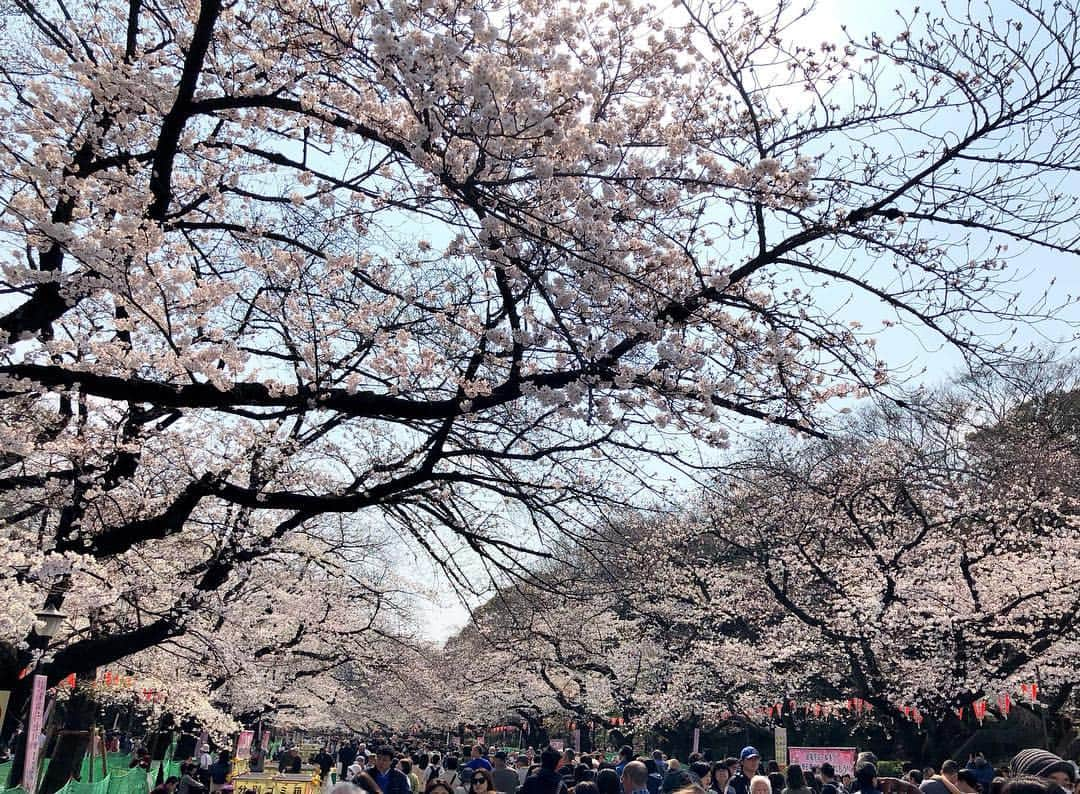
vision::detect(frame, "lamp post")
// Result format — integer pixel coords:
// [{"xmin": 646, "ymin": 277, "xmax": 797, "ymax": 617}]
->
[
  {"xmin": 14, "ymin": 605, "xmax": 68, "ymax": 794},
  {"xmin": 34, "ymin": 606, "xmax": 67, "ymax": 640}
]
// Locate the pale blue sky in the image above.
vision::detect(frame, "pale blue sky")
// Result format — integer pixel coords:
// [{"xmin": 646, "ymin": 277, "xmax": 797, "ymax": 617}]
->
[{"xmin": 415, "ymin": 0, "xmax": 1080, "ymax": 640}]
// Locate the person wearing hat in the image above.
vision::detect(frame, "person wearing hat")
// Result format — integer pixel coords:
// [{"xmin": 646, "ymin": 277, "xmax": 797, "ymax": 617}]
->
[
  {"xmin": 731, "ymin": 749, "xmax": 761, "ymax": 794},
  {"xmin": 1009, "ymin": 751, "xmax": 1077, "ymax": 789},
  {"xmin": 492, "ymin": 752, "xmax": 519, "ymax": 794}
]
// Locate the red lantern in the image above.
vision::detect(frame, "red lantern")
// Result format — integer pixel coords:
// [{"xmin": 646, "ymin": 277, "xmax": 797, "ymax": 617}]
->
[{"xmin": 997, "ymin": 693, "xmax": 1011, "ymax": 718}]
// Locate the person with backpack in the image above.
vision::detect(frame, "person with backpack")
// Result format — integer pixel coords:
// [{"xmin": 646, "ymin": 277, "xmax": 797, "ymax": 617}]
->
[
  {"xmin": 442, "ymin": 757, "xmax": 467, "ymax": 794},
  {"xmin": 426, "ymin": 755, "xmax": 443, "ymax": 787}
]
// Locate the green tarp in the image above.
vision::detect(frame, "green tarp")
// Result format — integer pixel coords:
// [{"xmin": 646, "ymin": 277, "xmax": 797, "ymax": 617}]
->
[
  {"xmin": 147, "ymin": 763, "xmax": 179, "ymax": 784},
  {"xmin": 75, "ymin": 753, "xmax": 129, "ymax": 781},
  {"xmin": 105, "ymin": 757, "xmax": 133, "ymax": 774},
  {"xmin": 3, "ymin": 755, "xmax": 136, "ymax": 794},
  {"xmin": 106, "ymin": 769, "xmax": 149, "ymax": 794},
  {"xmin": 56, "ymin": 774, "xmax": 111, "ymax": 794}
]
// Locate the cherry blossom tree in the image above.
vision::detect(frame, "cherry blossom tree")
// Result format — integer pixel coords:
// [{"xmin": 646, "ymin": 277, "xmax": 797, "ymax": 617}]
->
[
  {"xmin": 613, "ymin": 370, "xmax": 1080, "ymax": 760},
  {"xmin": 437, "ymin": 365, "xmax": 1080, "ymax": 761},
  {"xmin": 435, "ymin": 575, "xmax": 637, "ymax": 735},
  {"xmin": 3, "ymin": 0, "xmax": 1080, "ymax": 752}
]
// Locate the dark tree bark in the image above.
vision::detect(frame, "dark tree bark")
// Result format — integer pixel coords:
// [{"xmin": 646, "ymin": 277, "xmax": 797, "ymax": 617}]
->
[{"xmin": 39, "ymin": 686, "xmax": 97, "ymax": 794}]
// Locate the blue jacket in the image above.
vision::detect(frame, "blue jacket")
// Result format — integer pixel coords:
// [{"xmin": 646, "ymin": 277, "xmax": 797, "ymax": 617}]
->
[{"xmin": 368, "ymin": 767, "xmax": 412, "ymax": 794}]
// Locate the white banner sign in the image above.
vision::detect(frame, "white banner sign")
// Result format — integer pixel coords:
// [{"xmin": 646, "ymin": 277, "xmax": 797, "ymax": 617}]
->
[
  {"xmin": 786, "ymin": 748, "xmax": 857, "ymax": 776},
  {"xmin": 23, "ymin": 675, "xmax": 48, "ymax": 794},
  {"xmin": 774, "ymin": 727, "xmax": 788, "ymax": 769}
]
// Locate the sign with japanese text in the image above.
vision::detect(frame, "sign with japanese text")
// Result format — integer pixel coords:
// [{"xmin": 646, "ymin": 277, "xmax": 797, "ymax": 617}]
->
[
  {"xmin": 23, "ymin": 675, "xmax": 47, "ymax": 793},
  {"xmin": 786, "ymin": 748, "xmax": 857, "ymax": 776}
]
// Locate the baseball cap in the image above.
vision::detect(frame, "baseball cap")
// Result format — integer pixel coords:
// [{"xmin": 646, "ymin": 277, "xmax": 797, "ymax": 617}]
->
[
  {"xmin": 740, "ymin": 748, "xmax": 760, "ymax": 760},
  {"xmin": 495, "ymin": 751, "xmax": 508, "ymax": 760}
]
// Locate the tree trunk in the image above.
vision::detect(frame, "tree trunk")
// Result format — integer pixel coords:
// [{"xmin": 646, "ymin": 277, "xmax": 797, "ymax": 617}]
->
[{"xmin": 40, "ymin": 689, "xmax": 96, "ymax": 794}]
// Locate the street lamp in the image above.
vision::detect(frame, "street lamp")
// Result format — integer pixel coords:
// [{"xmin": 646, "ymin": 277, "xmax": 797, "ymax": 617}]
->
[{"xmin": 34, "ymin": 605, "xmax": 67, "ymax": 638}]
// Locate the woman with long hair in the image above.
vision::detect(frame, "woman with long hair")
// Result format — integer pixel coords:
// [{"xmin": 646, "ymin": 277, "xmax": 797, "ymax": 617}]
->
[
  {"xmin": 426, "ymin": 781, "xmax": 455, "ymax": 794},
  {"xmin": 709, "ymin": 763, "xmax": 733, "ymax": 794},
  {"xmin": 469, "ymin": 769, "xmax": 497, "ymax": 794},
  {"xmin": 782, "ymin": 766, "xmax": 813, "ymax": 794},
  {"xmin": 354, "ymin": 773, "xmax": 382, "ymax": 794}
]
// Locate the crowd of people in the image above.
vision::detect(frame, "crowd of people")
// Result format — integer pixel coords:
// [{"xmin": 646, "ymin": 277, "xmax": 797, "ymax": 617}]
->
[{"xmin": 319, "ymin": 743, "xmax": 1080, "ymax": 794}]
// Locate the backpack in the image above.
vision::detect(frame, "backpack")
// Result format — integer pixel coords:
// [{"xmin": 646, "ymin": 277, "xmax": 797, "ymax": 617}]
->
[{"xmin": 447, "ymin": 771, "xmax": 466, "ymax": 794}]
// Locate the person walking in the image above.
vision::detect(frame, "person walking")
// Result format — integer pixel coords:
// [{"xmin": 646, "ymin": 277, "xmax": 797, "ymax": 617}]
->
[
  {"xmin": 465, "ymin": 748, "xmax": 494, "ymax": 774},
  {"xmin": 522, "ymin": 748, "xmax": 568, "ymax": 794},
  {"xmin": 340, "ymin": 744, "xmax": 359, "ymax": 783},
  {"xmin": 368, "ymin": 748, "xmax": 412, "ymax": 794},
  {"xmin": 782, "ymin": 766, "xmax": 814, "ymax": 794},
  {"xmin": 622, "ymin": 763, "xmax": 651, "ymax": 794},
  {"xmin": 819, "ymin": 765, "xmax": 844, "ymax": 794},
  {"xmin": 492, "ymin": 752, "xmax": 520, "ymax": 794},
  {"xmin": 209, "ymin": 752, "xmax": 232, "ymax": 794},
  {"xmin": 731, "ymin": 749, "xmax": 761, "ymax": 794}
]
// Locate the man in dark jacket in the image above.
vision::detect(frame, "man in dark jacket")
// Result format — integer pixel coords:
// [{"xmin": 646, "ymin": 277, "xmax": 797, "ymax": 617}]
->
[
  {"xmin": 313, "ymin": 748, "xmax": 334, "ymax": 781},
  {"xmin": 339, "ymin": 743, "xmax": 358, "ymax": 782},
  {"xmin": 280, "ymin": 749, "xmax": 302, "ymax": 774},
  {"xmin": 368, "ymin": 747, "xmax": 411, "ymax": 794},
  {"xmin": 644, "ymin": 761, "xmax": 663, "ymax": 794},
  {"xmin": 522, "ymin": 747, "xmax": 568, "ymax": 794},
  {"xmin": 492, "ymin": 752, "xmax": 521, "ymax": 794},
  {"xmin": 730, "ymin": 748, "xmax": 760, "ymax": 794}
]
